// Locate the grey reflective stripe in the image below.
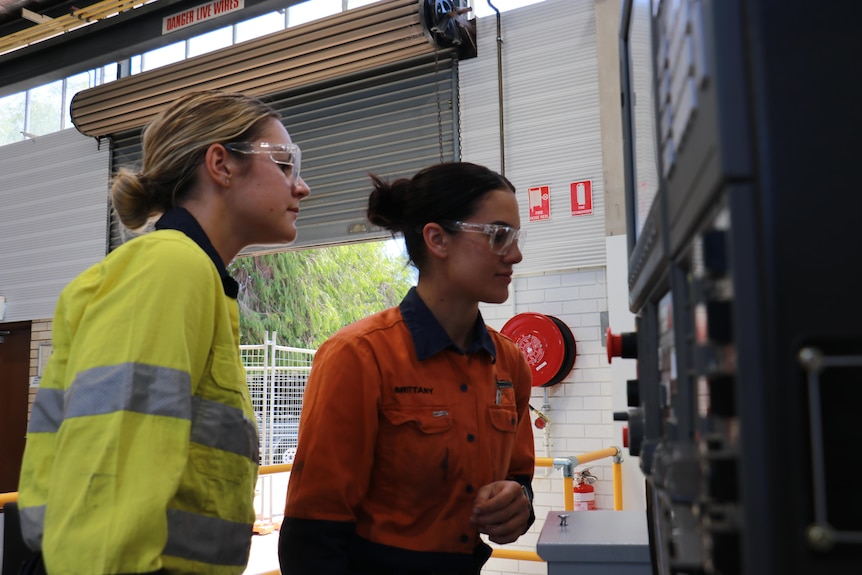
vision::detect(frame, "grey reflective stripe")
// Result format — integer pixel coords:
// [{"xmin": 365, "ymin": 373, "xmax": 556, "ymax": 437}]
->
[
  {"xmin": 190, "ymin": 396, "xmax": 258, "ymax": 461},
  {"xmin": 19, "ymin": 505, "xmax": 45, "ymax": 551},
  {"xmin": 164, "ymin": 508, "xmax": 251, "ymax": 566},
  {"xmin": 66, "ymin": 363, "xmax": 192, "ymax": 420},
  {"xmin": 27, "ymin": 388, "xmax": 64, "ymax": 433}
]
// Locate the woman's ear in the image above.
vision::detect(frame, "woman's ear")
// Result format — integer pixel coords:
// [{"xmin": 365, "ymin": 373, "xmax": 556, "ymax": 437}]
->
[
  {"xmin": 423, "ymin": 222, "xmax": 450, "ymax": 258},
  {"xmin": 204, "ymin": 143, "xmax": 233, "ymax": 188}
]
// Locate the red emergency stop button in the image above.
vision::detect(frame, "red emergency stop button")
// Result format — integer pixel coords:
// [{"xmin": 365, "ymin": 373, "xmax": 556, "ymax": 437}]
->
[{"xmin": 606, "ymin": 327, "xmax": 638, "ymax": 363}]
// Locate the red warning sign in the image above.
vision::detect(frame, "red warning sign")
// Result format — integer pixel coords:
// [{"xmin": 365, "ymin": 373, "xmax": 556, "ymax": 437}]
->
[
  {"xmin": 570, "ymin": 180, "xmax": 593, "ymax": 216},
  {"xmin": 528, "ymin": 185, "xmax": 551, "ymax": 221}
]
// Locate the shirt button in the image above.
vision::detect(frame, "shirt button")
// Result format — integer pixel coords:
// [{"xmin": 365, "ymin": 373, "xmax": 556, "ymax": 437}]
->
[
  {"xmin": 461, "ymin": 534, "xmax": 469, "ymax": 543},
  {"xmin": 467, "ymin": 433, "xmax": 474, "ymax": 442},
  {"xmin": 466, "ymin": 485, "xmax": 474, "ymax": 493},
  {"xmin": 460, "ymin": 383, "xmax": 468, "ymax": 392}
]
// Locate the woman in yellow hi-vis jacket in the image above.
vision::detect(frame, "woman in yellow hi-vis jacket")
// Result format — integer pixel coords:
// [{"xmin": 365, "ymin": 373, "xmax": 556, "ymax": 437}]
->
[{"xmin": 17, "ymin": 91, "xmax": 310, "ymax": 575}]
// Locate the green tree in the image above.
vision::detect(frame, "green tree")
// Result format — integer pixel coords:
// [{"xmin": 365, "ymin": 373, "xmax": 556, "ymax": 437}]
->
[
  {"xmin": 28, "ymin": 80, "xmax": 63, "ymax": 136},
  {"xmin": 0, "ymin": 93, "xmax": 26, "ymax": 145},
  {"xmin": 229, "ymin": 240, "xmax": 415, "ymax": 347}
]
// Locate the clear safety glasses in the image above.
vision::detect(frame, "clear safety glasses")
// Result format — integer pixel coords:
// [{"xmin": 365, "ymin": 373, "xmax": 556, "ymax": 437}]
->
[
  {"xmin": 443, "ymin": 220, "xmax": 526, "ymax": 255},
  {"xmin": 224, "ymin": 142, "xmax": 301, "ymax": 181}
]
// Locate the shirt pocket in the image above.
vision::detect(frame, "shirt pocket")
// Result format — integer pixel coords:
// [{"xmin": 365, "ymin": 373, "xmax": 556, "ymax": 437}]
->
[
  {"xmin": 190, "ymin": 345, "xmax": 259, "ymax": 482},
  {"xmin": 383, "ymin": 405, "xmax": 454, "ymax": 433},
  {"xmin": 376, "ymin": 406, "xmax": 454, "ymax": 495},
  {"xmin": 488, "ymin": 404, "xmax": 518, "ymax": 433}
]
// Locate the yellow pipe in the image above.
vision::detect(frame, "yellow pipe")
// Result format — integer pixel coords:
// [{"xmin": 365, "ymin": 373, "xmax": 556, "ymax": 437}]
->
[
  {"xmin": 571, "ymin": 446, "xmax": 621, "ymax": 466},
  {"xmin": 0, "ymin": 491, "xmax": 18, "ymax": 507},
  {"xmin": 538, "ymin": 447, "xmax": 622, "ymax": 511},
  {"xmin": 563, "ymin": 475, "xmax": 573, "ymax": 511},
  {"xmin": 260, "ymin": 463, "xmax": 293, "ymax": 475},
  {"xmin": 537, "ymin": 447, "xmax": 620, "ymax": 468},
  {"xmin": 489, "ymin": 548, "xmax": 543, "ymax": 562}
]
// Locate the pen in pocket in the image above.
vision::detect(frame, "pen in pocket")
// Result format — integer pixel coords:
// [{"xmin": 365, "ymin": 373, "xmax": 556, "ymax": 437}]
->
[{"xmin": 495, "ymin": 379, "xmax": 513, "ymax": 404}]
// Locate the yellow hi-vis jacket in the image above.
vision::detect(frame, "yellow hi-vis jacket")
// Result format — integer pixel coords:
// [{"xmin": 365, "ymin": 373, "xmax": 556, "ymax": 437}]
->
[{"xmin": 18, "ymin": 210, "xmax": 259, "ymax": 575}]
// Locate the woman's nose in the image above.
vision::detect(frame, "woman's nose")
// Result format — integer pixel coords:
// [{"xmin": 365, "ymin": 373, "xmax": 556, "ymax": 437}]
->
[
  {"xmin": 505, "ymin": 241, "xmax": 523, "ymax": 263},
  {"xmin": 294, "ymin": 176, "xmax": 311, "ymax": 198}
]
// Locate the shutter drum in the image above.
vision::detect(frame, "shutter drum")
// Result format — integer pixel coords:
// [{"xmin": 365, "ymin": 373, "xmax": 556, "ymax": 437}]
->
[{"xmin": 71, "ymin": 0, "xmax": 442, "ymax": 138}]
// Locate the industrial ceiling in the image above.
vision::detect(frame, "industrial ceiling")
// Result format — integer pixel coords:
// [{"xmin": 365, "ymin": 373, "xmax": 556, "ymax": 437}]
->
[{"xmin": 0, "ymin": 0, "xmax": 308, "ymax": 98}]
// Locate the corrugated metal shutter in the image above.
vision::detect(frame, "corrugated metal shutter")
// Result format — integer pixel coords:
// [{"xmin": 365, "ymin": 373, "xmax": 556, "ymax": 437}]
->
[
  {"xmin": 70, "ymin": 0, "xmax": 442, "ymax": 138},
  {"xmin": 109, "ymin": 128, "xmax": 144, "ymax": 249},
  {"xmin": 460, "ymin": 0, "xmax": 606, "ymax": 275},
  {"xmin": 0, "ymin": 130, "xmax": 110, "ymax": 321},
  {"xmin": 261, "ymin": 57, "xmax": 458, "ymax": 251},
  {"xmin": 109, "ymin": 56, "xmax": 459, "ymax": 252}
]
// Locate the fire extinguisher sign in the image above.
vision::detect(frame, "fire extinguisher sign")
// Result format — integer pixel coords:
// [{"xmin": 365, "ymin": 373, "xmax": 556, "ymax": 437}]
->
[{"xmin": 570, "ymin": 180, "xmax": 593, "ymax": 216}]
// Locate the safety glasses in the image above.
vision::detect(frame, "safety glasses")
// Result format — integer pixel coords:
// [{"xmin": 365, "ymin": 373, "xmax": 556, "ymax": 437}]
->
[
  {"xmin": 443, "ymin": 220, "xmax": 526, "ymax": 255},
  {"xmin": 224, "ymin": 142, "xmax": 301, "ymax": 181}
]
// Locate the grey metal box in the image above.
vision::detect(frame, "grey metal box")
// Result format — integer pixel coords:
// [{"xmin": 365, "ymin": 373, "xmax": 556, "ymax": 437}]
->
[{"xmin": 536, "ymin": 510, "xmax": 651, "ymax": 575}]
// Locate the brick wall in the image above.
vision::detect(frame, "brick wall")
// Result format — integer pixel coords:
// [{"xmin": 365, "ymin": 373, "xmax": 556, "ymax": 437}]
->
[
  {"xmin": 480, "ymin": 267, "xmax": 616, "ymax": 575},
  {"xmin": 27, "ymin": 319, "xmax": 52, "ymax": 421}
]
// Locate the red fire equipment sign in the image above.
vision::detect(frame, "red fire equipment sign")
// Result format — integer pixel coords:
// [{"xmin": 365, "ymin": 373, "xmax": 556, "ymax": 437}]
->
[
  {"xmin": 528, "ymin": 185, "xmax": 551, "ymax": 221},
  {"xmin": 570, "ymin": 180, "xmax": 593, "ymax": 216}
]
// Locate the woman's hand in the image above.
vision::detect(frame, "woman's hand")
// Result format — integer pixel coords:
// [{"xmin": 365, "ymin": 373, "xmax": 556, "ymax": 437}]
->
[{"xmin": 469, "ymin": 480, "xmax": 532, "ymax": 544}]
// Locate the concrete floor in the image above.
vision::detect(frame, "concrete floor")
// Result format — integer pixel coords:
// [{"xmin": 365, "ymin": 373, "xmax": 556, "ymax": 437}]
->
[
  {"xmin": 244, "ymin": 531, "xmax": 281, "ymax": 575},
  {"xmin": 245, "ymin": 472, "xmax": 289, "ymax": 575}
]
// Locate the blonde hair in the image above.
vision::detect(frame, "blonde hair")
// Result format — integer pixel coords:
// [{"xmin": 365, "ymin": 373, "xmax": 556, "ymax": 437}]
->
[{"xmin": 110, "ymin": 91, "xmax": 280, "ymax": 230}]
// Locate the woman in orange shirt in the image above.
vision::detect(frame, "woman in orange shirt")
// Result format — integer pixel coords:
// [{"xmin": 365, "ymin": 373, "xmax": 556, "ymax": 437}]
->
[{"xmin": 280, "ymin": 162, "xmax": 534, "ymax": 575}]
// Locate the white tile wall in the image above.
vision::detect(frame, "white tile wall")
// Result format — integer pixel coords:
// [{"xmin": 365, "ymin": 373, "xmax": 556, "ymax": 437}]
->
[
  {"xmin": 482, "ymin": 267, "xmax": 611, "ymax": 575},
  {"xmin": 462, "ymin": 0, "xmax": 647, "ymax": 570},
  {"xmin": 478, "ymin": 237, "xmax": 647, "ymax": 574}
]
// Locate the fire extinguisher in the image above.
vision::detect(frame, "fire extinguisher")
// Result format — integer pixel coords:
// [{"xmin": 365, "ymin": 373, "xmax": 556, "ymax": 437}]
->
[{"xmin": 573, "ymin": 468, "xmax": 597, "ymax": 511}]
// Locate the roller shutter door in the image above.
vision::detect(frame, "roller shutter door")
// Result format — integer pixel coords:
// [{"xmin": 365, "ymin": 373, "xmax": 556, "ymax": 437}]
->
[{"xmin": 109, "ymin": 56, "xmax": 459, "ymax": 252}]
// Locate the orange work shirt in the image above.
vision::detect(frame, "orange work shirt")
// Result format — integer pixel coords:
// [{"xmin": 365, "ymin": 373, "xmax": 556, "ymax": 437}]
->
[{"xmin": 280, "ymin": 287, "xmax": 535, "ymax": 574}]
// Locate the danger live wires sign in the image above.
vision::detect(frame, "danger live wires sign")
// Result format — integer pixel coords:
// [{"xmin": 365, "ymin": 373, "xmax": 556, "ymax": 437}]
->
[{"xmin": 163, "ymin": 0, "xmax": 244, "ymax": 34}]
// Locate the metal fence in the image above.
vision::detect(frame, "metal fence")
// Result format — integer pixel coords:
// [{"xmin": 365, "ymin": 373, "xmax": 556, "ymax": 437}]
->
[{"xmin": 240, "ymin": 333, "xmax": 316, "ymax": 466}]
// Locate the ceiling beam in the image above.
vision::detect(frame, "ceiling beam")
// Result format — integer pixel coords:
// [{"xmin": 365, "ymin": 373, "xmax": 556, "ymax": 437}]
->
[
  {"xmin": 21, "ymin": 7, "xmax": 54, "ymax": 24},
  {"xmin": 0, "ymin": 0, "xmax": 303, "ymax": 99}
]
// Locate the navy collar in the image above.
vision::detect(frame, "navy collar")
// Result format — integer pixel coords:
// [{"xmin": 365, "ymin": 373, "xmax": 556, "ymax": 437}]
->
[
  {"xmin": 399, "ymin": 287, "xmax": 497, "ymax": 362},
  {"xmin": 154, "ymin": 207, "xmax": 239, "ymax": 299}
]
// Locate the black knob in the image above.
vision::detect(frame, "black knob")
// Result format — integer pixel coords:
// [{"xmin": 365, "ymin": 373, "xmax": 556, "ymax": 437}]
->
[
  {"xmin": 701, "ymin": 229, "xmax": 728, "ymax": 277},
  {"xmin": 707, "ymin": 374, "xmax": 735, "ymax": 417},
  {"xmin": 706, "ymin": 300, "xmax": 733, "ymax": 344},
  {"xmin": 627, "ymin": 378, "xmax": 640, "ymax": 406}
]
